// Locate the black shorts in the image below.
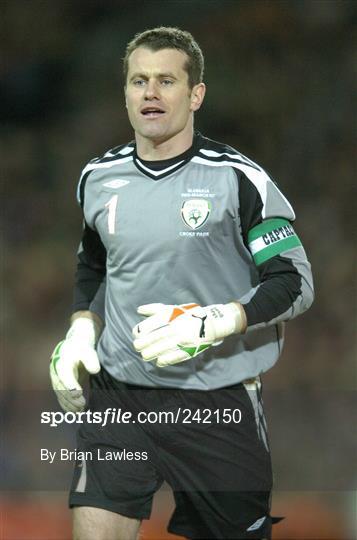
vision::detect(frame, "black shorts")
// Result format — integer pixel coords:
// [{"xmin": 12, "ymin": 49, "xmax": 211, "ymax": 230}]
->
[{"xmin": 69, "ymin": 367, "xmax": 273, "ymax": 539}]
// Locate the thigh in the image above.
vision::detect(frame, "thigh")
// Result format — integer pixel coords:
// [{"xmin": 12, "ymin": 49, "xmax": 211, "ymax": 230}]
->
[
  {"xmin": 160, "ymin": 380, "xmax": 273, "ymax": 538},
  {"xmin": 73, "ymin": 506, "xmax": 140, "ymax": 540},
  {"xmin": 69, "ymin": 369, "xmax": 163, "ymax": 520}
]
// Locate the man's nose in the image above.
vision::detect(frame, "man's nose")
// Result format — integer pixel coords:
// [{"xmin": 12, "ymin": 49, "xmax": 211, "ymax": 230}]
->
[{"xmin": 144, "ymin": 80, "xmax": 159, "ymax": 100}]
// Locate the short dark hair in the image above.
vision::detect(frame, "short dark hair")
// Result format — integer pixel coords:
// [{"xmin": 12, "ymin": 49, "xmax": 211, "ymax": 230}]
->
[{"xmin": 123, "ymin": 27, "xmax": 204, "ymax": 88}]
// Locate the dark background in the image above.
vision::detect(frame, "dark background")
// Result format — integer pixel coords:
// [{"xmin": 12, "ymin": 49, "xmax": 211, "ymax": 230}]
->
[{"xmin": 1, "ymin": 1, "xmax": 356, "ymax": 539}]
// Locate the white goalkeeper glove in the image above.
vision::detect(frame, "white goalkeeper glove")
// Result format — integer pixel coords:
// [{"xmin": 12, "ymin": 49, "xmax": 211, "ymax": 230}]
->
[
  {"xmin": 50, "ymin": 317, "xmax": 101, "ymax": 412},
  {"xmin": 133, "ymin": 302, "xmax": 247, "ymax": 367}
]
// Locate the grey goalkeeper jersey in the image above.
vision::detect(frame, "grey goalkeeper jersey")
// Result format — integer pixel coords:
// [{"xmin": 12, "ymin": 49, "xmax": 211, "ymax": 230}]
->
[{"xmin": 75, "ymin": 133, "xmax": 314, "ymax": 389}]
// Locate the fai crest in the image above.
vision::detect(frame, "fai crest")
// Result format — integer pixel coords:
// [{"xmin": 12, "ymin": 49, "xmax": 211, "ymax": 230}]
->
[{"xmin": 181, "ymin": 199, "xmax": 211, "ymax": 230}]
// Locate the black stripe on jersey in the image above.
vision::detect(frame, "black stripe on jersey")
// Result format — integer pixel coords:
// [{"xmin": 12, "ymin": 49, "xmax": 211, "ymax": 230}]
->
[
  {"xmin": 85, "ymin": 142, "xmax": 135, "ymax": 167},
  {"xmin": 77, "ymin": 146, "xmax": 134, "ymax": 206},
  {"xmin": 78, "ymin": 170, "xmax": 92, "ymax": 208},
  {"xmin": 87, "ymin": 149, "xmax": 134, "ymax": 166},
  {"xmin": 235, "ymin": 169, "xmax": 263, "ymax": 247},
  {"xmin": 242, "ymin": 255, "xmax": 302, "ymax": 326},
  {"xmin": 100, "ymin": 141, "xmax": 134, "ymax": 158},
  {"xmin": 104, "ymin": 141, "xmax": 135, "ymax": 158},
  {"xmin": 199, "ymin": 135, "xmax": 261, "ymax": 171},
  {"xmin": 95, "ymin": 146, "xmax": 134, "ymax": 164},
  {"xmin": 91, "ymin": 152, "xmax": 133, "ymax": 165},
  {"xmin": 197, "ymin": 151, "xmax": 261, "ymax": 171}
]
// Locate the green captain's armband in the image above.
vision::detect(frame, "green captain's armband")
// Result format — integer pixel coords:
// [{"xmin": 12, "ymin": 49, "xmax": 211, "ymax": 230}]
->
[{"xmin": 248, "ymin": 218, "xmax": 301, "ymax": 265}]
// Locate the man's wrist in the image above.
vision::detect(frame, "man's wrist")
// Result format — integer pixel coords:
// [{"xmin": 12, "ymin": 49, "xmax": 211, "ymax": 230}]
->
[
  {"xmin": 226, "ymin": 302, "xmax": 248, "ymax": 334},
  {"xmin": 67, "ymin": 312, "xmax": 104, "ymax": 346},
  {"xmin": 70, "ymin": 310, "xmax": 104, "ymax": 342}
]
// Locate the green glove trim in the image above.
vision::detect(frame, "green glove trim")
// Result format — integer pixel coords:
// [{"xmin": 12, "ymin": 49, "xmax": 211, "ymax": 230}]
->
[
  {"xmin": 50, "ymin": 340, "xmax": 64, "ymax": 375},
  {"xmin": 178, "ymin": 343, "xmax": 211, "ymax": 358}
]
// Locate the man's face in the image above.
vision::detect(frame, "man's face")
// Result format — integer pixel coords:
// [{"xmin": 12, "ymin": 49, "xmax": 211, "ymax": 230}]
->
[{"xmin": 125, "ymin": 47, "xmax": 204, "ymax": 144}]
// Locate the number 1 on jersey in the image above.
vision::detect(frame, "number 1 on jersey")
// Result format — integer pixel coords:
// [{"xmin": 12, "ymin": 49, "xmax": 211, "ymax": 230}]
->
[{"xmin": 105, "ymin": 195, "xmax": 118, "ymax": 234}]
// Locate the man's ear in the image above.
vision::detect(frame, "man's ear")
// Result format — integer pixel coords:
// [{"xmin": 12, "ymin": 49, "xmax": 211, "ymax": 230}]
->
[
  {"xmin": 190, "ymin": 83, "xmax": 206, "ymax": 112},
  {"xmin": 124, "ymin": 86, "xmax": 128, "ymax": 109}
]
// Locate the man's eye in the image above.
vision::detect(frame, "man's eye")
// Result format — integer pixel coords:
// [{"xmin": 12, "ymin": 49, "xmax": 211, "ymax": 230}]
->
[
  {"xmin": 133, "ymin": 79, "xmax": 145, "ymax": 86},
  {"xmin": 161, "ymin": 79, "xmax": 174, "ymax": 86}
]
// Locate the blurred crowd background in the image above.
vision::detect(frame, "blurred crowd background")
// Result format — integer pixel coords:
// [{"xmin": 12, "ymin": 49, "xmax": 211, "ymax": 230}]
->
[{"xmin": 1, "ymin": 1, "xmax": 356, "ymax": 538}]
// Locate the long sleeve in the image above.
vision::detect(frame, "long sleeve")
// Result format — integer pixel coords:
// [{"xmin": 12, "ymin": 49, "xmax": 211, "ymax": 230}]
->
[
  {"xmin": 72, "ymin": 160, "xmax": 107, "ymax": 316},
  {"xmin": 72, "ymin": 221, "xmax": 107, "ymax": 314},
  {"xmin": 237, "ymin": 170, "xmax": 314, "ymax": 329}
]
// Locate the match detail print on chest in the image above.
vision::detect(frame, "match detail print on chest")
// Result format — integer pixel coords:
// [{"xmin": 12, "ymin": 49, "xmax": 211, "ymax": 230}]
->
[{"xmin": 179, "ymin": 185, "xmax": 217, "ymax": 238}]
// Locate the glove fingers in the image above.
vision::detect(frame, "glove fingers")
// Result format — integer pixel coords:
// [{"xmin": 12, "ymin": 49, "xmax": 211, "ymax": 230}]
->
[
  {"xmin": 55, "ymin": 389, "xmax": 86, "ymax": 413},
  {"xmin": 133, "ymin": 304, "xmax": 199, "ymax": 339},
  {"xmin": 50, "ymin": 341, "xmax": 81, "ymax": 391},
  {"xmin": 81, "ymin": 349, "xmax": 101, "ymax": 374},
  {"xmin": 133, "ymin": 313, "xmax": 170, "ymax": 339},
  {"xmin": 55, "ymin": 358, "xmax": 81, "ymax": 392},
  {"xmin": 132, "ymin": 322, "xmax": 142, "ymax": 340},
  {"xmin": 134, "ymin": 325, "xmax": 172, "ymax": 352},
  {"xmin": 137, "ymin": 303, "xmax": 166, "ymax": 316},
  {"xmin": 156, "ymin": 349, "xmax": 189, "ymax": 367},
  {"xmin": 50, "ymin": 362, "xmax": 64, "ymax": 392},
  {"xmin": 50, "ymin": 364, "xmax": 86, "ymax": 412},
  {"xmin": 141, "ymin": 337, "xmax": 178, "ymax": 361},
  {"xmin": 134, "ymin": 309, "xmax": 197, "ymax": 342},
  {"xmin": 134, "ymin": 304, "xmax": 191, "ymax": 338}
]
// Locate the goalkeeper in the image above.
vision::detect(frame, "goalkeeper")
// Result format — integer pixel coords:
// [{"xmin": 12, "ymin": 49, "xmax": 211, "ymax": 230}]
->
[{"xmin": 50, "ymin": 27, "xmax": 314, "ymax": 540}]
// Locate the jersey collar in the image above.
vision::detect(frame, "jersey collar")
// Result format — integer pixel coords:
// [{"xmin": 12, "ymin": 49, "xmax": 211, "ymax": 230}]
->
[{"xmin": 133, "ymin": 132, "xmax": 203, "ymax": 180}]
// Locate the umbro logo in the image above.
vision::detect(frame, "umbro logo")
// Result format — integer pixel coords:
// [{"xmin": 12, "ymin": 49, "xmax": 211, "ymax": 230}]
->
[
  {"xmin": 246, "ymin": 516, "xmax": 266, "ymax": 531},
  {"xmin": 103, "ymin": 179, "xmax": 130, "ymax": 188}
]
